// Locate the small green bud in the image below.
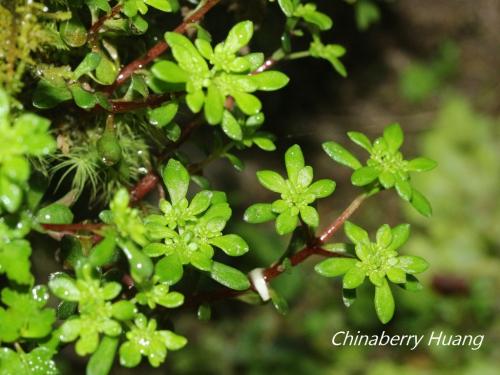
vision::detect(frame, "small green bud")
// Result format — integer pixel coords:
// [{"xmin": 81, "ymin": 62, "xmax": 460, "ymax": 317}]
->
[{"xmin": 97, "ymin": 131, "xmax": 122, "ymax": 166}]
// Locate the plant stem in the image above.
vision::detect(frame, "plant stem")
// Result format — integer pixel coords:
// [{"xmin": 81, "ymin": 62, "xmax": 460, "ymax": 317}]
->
[
  {"xmin": 41, "ymin": 223, "xmax": 105, "ymax": 233},
  {"xmin": 88, "ymin": 4, "xmax": 123, "ymax": 50},
  {"xmin": 318, "ymin": 193, "xmax": 368, "ymax": 244},
  {"xmin": 105, "ymin": 0, "xmax": 221, "ymax": 94}
]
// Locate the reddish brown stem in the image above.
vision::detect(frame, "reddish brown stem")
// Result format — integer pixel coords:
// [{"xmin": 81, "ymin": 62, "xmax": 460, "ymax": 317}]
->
[
  {"xmin": 130, "ymin": 171, "xmax": 160, "ymax": 203},
  {"xmin": 109, "ymin": 93, "xmax": 178, "ymax": 113},
  {"xmin": 42, "ymin": 223, "xmax": 105, "ymax": 233},
  {"xmin": 252, "ymin": 57, "xmax": 277, "ymax": 75},
  {"xmin": 88, "ymin": 4, "xmax": 123, "ymax": 49},
  {"xmin": 105, "ymin": 0, "xmax": 221, "ymax": 94},
  {"xmin": 319, "ymin": 193, "xmax": 367, "ymax": 243}
]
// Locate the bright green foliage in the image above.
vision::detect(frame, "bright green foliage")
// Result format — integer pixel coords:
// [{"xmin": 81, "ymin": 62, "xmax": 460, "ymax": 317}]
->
[
  {"xmin": 134, "ymin": 277, "xmax": 184, "ymax": 309},
  {"xmin": 48, "ymin": 271, "xmax": 134, "ymax": 356},
  {"xmin": 0, "ymin": 89, "xmax": 55, "ymax": 213},
  {"xmin": 122, "ymin": 0, "xmax": 179, "ymax": 17},
  {"xmin": 101, "ymin": 188, "xmax": 147, "ymax": 246},
  {"xmin": 323, "ymin": 123, "xmax": 437, "ymax": 216},
  {"xmin": 309, "ymin": 38, "xmax": 347, "ymax": 77},
  {"xmin": 0, "ymin": 286, "xmax": 55, "ymax": 342},
  {"xmin": 0, "ymin": 1, "xmax": 438, "ymax": 373},
  {"xmin": 0, "ymin": 347, "xmax": 58, "ymax": 375},
  {"xmin": 152, "ymin": 21, "xmax": 289, "ymax": 125},
  {"xmin": 143, "ymin": 159, "xmax": 249, "ymax": 288},
  {"xmin": 315, "ymin": 222, "xmax": 429, "ymax": 323},
  {"xmin": 119, "ymin": 314, "xmax": 187, "ymax": 368},
  {"xmin": 244, "ymin": 144, "xmax": 336, "ymax": 235}
]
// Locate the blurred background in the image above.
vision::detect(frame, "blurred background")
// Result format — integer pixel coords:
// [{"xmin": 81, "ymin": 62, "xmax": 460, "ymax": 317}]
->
[{"xmin": 53, "ymin": 0, "xmax": 500, "ymax": 373}]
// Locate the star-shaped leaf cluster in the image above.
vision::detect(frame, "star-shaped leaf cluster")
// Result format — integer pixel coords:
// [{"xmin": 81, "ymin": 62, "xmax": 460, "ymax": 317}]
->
[
  {"xmin": 0, "ymin": 286, "xmax": 55, "ymax": 342},
  {"xmin": 151, "ymin": 21, "xmax": 289, "ymax": 127},
  {"xmin": 143, "ymin": 159, "xmax": 250, "ymax": 290},
  {"xmin": 244, "ymin": 144, "xmax": 336, "ymax": 235},
  {"xmin": 119, "ymin": 314, "xmax": 187, "ymax": 368},
  {"xmin": 315, "ymin": 222, "xmax": 429, "ymax": 323},
  {"xmin": 48, "ymin": 272, "xmax": 136, "ymax": 355},
  {"xmin": 323, "ymin": 123, "xmax": 437, "ymax": 216}
]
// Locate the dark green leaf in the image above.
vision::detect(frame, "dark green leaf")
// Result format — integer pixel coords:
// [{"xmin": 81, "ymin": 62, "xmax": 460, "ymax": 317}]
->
[{"xmin": 210, "ymin": 261, "xmax": 250, "ymax": 291}]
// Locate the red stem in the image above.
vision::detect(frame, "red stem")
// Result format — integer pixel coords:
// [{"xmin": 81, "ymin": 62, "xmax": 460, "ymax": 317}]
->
[
  {"xmin": 42, "ymin": 223, "xmax": 105, "ymax": 232},
  {"xmin": 105, "ymin": 0, "xmax": 221, "ymax": 94},
  {"xmin": 88, "ymin": 4, "xmax": 123, "ymax": 49},
  {"xmin": 109, "ymin": 93, "xmax": 178, "ymax": 113}
]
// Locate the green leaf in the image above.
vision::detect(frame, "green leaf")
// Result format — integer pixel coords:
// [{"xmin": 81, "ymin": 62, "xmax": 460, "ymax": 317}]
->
[
  {"xmin": 232, "ymin": 91, "xmax": 261, "ymax": 115},
  {"xmin": 351, "ymin": 166, "xmax": 380, "ymax": 186},
  {"xmin": 322, "ymin": 141, "xmax": 362, "ymax": 170},
  {"xmin": 60, "ymin": 13, "xmax": 87, "ymax": 48},
  {"xmin": 347, "ymin": 131, "xmax": 372, "ymax": 152},
  {"xmin": 189, "ymin": 191, "xmax": 213, "ymax": 214},
  {"xmin": 387, "ymin": 267, "xmax": 406, "ymax": 284},
  {"xmin": 148, "ymin": 101, "xmax": 178, "ymax": 127},
  {"xmin": 70, "ymin": 85, "xmax": 97, "ymax": 109},
  {"xmin": 253, "ymin": 136, "xmax": 276, "ymax": 151},
  {"xmin": 165, "ymin": 32, "xmax": 208, "ymax": 74},
  {"xmin": 379, "ymin": 171, "xmax": 395, "ymax": 188},
  {"xmin": 186, "ymin": 89, "xmax": 205, "ymax": 113},
  {"xmin": 344, "ymin": 221, "xmax": 369, "ymax": 244},
  {"xmin": 376, "ymin": 224, "xmax": 392, "ymax": 248},
  {"xmin": 250, "ymin": 71, "xmax": 289, "ymax": 91},
  {"xmin": 388, "ymin": 223, "xmax": 410, "ymax": 251},
  {"xmin": 95, "ymin": 56, "xmax": 118, "ymax": 85},
  {"xmin": 145, "ymin": 0, "xmax": 178, "ymax": 12},
  {"xmin": 256, "ymin": 170, "xmax": 286, "ymax": 193},
  {"xmin": 398, "ymin": 255, "xmax": 429, "ymax": 274},
  {"xmin": 151, "ymin": 60, "xmax": 188, "ymax": 82},
  {"xmin": 407, "ymin": 157, "xmax": 438, "ymax": 172},
  {"xmin": 0, "ymin": 240, "xmax": 33, "ymax": 284},
  {"xmin": 87, "ymin": 335, "xmax": 119, "ymax": 375},
  {"xmin": 284, "ymin": 144, "xmax": 305, "ymax": 183},
  {"xmin": 224, "ymin": 20, "xmax": 254, "ymax": 53},
  {"xmin": 155, "ymin": 253, "xmax": 183, "ymax": 285},
  {"xmin": 306, "ymin": 179, "xmax": 336, "ymax": 198},
  {"xmin": 244, "ymin": 203, "xmax": 275, "ymax": 223},
  {"xmin": 204, "ymin": 84, "xmax": 224, "ymax": 125},
  {"xmin": 222, "ymin": 110, "xmax": 243, "ymax": 140},
  {"xmin": 374, "ymin": 278, "xmax": 395, "ymax": 323},
  {"xmin": 163, "ymin": 159, "xmax": 189, "ymax": 204},
  {"xmin": 48, "ymin": 273, "xmax": 80, "ymax": 301},
  {"xmin": 37, "ymin": 203, "xmax": 74, "ymax": 224},
  {"xmin": 410, "ymin": 188, "xmax": 432, "ymax": 217},
  {"xmin": 295, "ymin": 4, "xmax": 332, "ymax": 30},
  {"xmin": 275, "ymin": 210, "xmax": 298, "ymax": 235},
  {"xmin": 395, "ymin": 178, "xmax": 412, "ymax": 201},
  {"xmin": 120, "ymin": 241, "xmax": 154, "ymax": 283},
  {"xmin": 210, "ymin": 261, "xmax": 250, "ymax": 290},
  {"xmin": 73, "ymin": 53, "xmax": 101, "ymax": 80},
  {"xmin": 111, "ymin": 301, "xmax": 137, "ymax": 321},
  {"xmin": 33, "ymin": 80, "xmax": 72, "ymax": 109},
  {"xmin": 315, "ymin": 258, "xmax": 357, "ymax": 277},
  {"xmin": 382, "ymin": 123, "xmax": 404, "ymax": 151},
  {"xmin": 343, "ymin": 266, "xmax": 366, "ymax": 289},
  {"xmin": 270, "ymin": 289, "xmax": 289, "ymax": 315},
  {"xmin": 209, "ymin": 234, "xmax": 249, "ymax": 256},
  {"xmin": 300, "ymin": 205, "xmax": 319, "ymax": 227},
  {"xmin": 277, "ymin": 0, "xmax": 295, "ymax": 16},
  {"xmin": 88, "ymin": 233, "xmax": 117, "ymax": 267}
]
